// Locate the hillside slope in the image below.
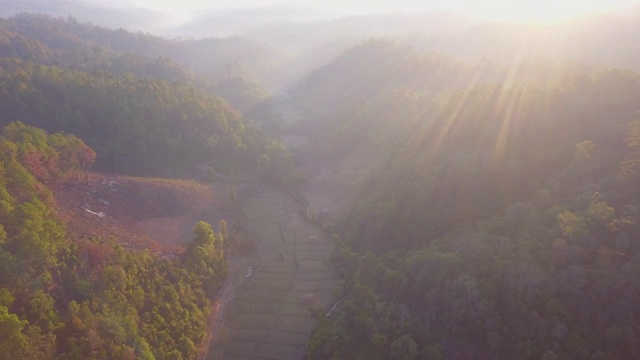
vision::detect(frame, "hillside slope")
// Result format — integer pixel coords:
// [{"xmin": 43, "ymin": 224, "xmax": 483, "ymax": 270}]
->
[
  {"xmin": 0, "ymin": 122, "xmax": 226, "ymax": 360},
  {"xmin": 53, "ymin": 173, "xmax": 229, "ymax": 254}
]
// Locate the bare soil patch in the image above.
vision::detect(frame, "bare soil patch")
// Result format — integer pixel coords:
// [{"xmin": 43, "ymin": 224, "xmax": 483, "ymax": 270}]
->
[{"xmin": 52, "ymin": 173, "xmax": 229, "ymax": 253}]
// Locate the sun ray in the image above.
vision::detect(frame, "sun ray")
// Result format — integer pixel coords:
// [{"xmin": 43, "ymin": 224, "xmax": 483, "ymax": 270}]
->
[{"xmin": 421, "ymin": 61, "xmax": 494, "ymax": 157}]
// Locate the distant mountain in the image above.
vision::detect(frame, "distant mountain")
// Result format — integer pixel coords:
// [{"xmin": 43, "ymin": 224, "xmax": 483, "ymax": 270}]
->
[
  {"xmin": 0, "ymin": 13, "xmax": 288, "ymax": 114},
  {"xmin": 170, "ymin": 5, "xmax": 337, "ymax": 38},
  {"xmin": 0, "ymin": 13, "xmax": 285, "ymax": 84},
  {"xmin": 0, "ymin": 4, "xmax": 481, "ymax": 90},
  {"xmin": 414, "ymin": 13, "xmax": 640, "ymax": 72},
  {"xmin": 171, "ymin": 6, "xmax": 478, "ymax": 42},
  {"xmin": 172, "ymin": 9, "xmax": 480, "ymax": 89},
  {"xmin": 0, "ymin": 0, "xmax": 175, "ymax": 32},
  {"xmin": 243, "ymin": 11, "xmax": 480, "ymax": 51}
]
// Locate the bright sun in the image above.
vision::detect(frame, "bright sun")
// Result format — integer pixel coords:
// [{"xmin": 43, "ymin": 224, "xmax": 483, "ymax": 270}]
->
[
  {"xmin": 334, "ymin": 0, "xmax": 639, "ymax": 23},
  {"xmin": 128, "ymin": 0, "xmax": 639, "ymax": 23},
  {"xmin": 457, "ymin": 0, "xmax": 638, "ymax": 22}
]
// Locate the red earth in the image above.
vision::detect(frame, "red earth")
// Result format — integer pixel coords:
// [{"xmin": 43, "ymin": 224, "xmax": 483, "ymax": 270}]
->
[{"xmin": 52, "ymin": 173, "xmax": 230, "ymax": 254}]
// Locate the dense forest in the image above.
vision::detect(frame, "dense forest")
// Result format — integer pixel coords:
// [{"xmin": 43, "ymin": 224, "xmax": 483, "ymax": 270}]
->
[
  {"xmin": 0, "ymin": 13, "xmax": 277, "ymax": 109},
  {"xmin": 0, "ymin": 59, "xmax": 278, "ymax": 177},
  {"xmin": 0, "ymin": 122, "xmax": 226, "ymax": 359},
  {"xmin": 298, "ymin": 41, "xmax": 640, "ymax": 360},
  {"xmin": 0, "ymin": 14, "xmax": 296, "ymax": 182}
]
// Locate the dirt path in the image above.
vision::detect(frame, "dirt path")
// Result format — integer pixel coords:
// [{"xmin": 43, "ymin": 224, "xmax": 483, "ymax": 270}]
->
[
  {"xmin": 199, "ymin": 256, "xmax": 251, "ymax": 360},
  {"xmin": 54, "ymin": 174, "xmax": 232, "ymax": 253}
]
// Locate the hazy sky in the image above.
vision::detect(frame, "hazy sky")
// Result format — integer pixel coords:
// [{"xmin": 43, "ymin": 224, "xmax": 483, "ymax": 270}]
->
[{"xmin": 117, "ymin": 0, "xmax": 638, "ymax": 22}]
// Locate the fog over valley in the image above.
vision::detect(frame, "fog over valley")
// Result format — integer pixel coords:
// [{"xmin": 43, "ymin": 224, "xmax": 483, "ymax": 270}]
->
[{"xmin": 2, "ymin": 1, "xmax": 640, "ymax": 359}]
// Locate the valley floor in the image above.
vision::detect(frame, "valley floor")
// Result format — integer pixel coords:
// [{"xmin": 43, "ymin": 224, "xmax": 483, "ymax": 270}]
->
[{"xmin": 209, "ymin": 188, "xmax": 338, "ymax": 360}]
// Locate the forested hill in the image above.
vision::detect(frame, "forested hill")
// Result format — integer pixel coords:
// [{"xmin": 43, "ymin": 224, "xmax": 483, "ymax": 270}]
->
[
  {"xmin": 299, "ymin": 42, "xmax": 640, "ymax": 359},
  {"xmin": 295, "ymin": 42, "xmax": 640, "ymax": 252},
  {"xmin": 0, "ymin": 13, "xmax": 282, "ymax": 81},
  {"xmin": 290, "ymin": 40, "xmax": 600, "ymax": 167},
  {"xmin": 291, "ymin": 40, "xmax": 465, "ymax": 112},
  {"xmin": 0, "ymin": 14, "xmax": 297, "ymax": 180},
  {"xmin": 0, "ymin": 13, "xmax": 277, "ymax": 111},
  {"xmin": 0, "ymin": 0, "xmax": 173, "ymax": 32},
  {"xmin": 0, "ymin": 59, "xmax": 293, "ymax": 178},
  {"xmin": 291, "ymin": 40, "xmax": 599, "ymax": 115},
  {"xmin": 0, "ymin": 122, "xmax": 226, "ymax": 359},
  {"xmin": 343, "ymin": 69, "xmax": 640, "ymax": 251},
  {"xmin": 0, "ymin": 14, "xmax": 193, "ymax": 84}
]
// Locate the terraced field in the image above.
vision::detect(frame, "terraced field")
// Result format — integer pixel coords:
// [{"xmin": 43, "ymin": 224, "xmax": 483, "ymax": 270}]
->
[{"xmin": 215, "ymin": 189, "xmax": 338, "ymax": 360}]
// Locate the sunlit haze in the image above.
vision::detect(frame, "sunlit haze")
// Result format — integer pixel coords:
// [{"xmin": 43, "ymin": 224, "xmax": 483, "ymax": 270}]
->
[
  {"xmin": 118, "ymin": 0, "xmax": 638, "ymax": 22},
  {"xmin": 4, "ymin": 0, "xmax": 640, "ymax": 357}
]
